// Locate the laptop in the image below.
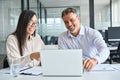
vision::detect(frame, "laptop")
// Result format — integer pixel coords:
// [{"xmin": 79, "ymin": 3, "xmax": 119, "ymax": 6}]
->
[{"xmin": 40, "ymin": 49, "xmax": 83, "ymax": 77}]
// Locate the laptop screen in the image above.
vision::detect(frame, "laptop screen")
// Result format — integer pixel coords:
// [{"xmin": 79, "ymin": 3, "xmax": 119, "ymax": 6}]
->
[{"xmin": 40, "ymin": 49, "xmax": 83, "ymax": 77}]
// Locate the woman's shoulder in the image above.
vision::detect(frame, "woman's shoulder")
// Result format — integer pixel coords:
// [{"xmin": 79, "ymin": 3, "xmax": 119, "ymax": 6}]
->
[
  {"xmin": 32, "ymin": 33, "xmax": 42, "ymax": 40},
  {"xmin": 34, "ymin": 33, "xmax": 41, "ymax": 39},
  {"xmin": 35, "ymin": 33, "xmax": 40, "ymax": 37},
  {"xmin": 7, "ymin": 34, "xmax": 17, "ymax": 41},
  {"xmin": 8, "ymin": 34, "xmax": 15, "ymax": 38}
]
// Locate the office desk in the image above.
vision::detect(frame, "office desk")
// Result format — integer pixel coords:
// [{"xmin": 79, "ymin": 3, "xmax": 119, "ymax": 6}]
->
[
  {"xmin": 108, "ymin": 46, "xmax": 119, "ymax": 64},
  {"xmin": 45, "ymin": 45, "xmax": 58, "ymax": 49},
  {"xmin": 0, "ymin": 64, "xmax": 120, "ymax": 80},
  {"xmin": 84, "ymin": 71, "xmax": 120, "ymax": 80},
  {"xmin": 1, "ymin": 71, "xmax": 120, "ymax": 80}
]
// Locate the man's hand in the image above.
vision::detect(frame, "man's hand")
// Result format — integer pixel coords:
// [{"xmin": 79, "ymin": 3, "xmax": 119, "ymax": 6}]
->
[
  {"xmin": 83, "ymin": 58, "xmax": 98, "ymax": 71},
  {"xmin": 30, "ymin": 52, "xmax": 40, "ymax": 61}
]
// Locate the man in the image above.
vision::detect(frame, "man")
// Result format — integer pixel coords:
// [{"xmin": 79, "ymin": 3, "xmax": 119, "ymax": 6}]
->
[{"xmin": 58, "ymin": 8, "xmax": 110, "ymax": 70}]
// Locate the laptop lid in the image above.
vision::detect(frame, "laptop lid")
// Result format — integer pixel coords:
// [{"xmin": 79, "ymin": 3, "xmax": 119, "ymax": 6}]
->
[{"xmin": 40, "ymin": 49, "xmax": 83, "ymax": 77}]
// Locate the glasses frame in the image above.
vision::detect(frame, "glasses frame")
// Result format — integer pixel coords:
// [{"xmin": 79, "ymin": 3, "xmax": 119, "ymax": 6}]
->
[{"xmin": 28, "ymin": 20, "xmax": 38, "ymax": 27}]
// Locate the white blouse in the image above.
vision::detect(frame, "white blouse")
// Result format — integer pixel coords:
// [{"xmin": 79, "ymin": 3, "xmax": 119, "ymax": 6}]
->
[{"xmin": 6, "ymin": 33, "xmax": 45, "ymax": 67}]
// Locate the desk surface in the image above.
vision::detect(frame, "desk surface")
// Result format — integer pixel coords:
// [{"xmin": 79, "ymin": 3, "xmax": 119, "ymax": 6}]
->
[
  {"xmin": 0, "ymin": 64, "xmax": 120, "ymax": 80},
  {"xmin": 0, "ymin": 71, "xmax": 120, "ymax": 80}
]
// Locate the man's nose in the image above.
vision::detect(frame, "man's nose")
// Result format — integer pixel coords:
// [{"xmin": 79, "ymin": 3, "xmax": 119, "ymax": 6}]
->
[{"xmin": 67, "ymin": 21, "xmax": 72, "ymax": 26}]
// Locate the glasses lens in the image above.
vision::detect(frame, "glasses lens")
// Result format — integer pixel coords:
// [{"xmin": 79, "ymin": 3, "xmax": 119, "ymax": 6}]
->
[{"xmin": 29, "ymin": 20, "xmax": 38, "ymax": 27}]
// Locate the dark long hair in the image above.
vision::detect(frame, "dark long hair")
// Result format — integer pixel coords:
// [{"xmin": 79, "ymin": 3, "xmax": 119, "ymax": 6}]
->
[{"xmin": 12, "ymin": 10, "xmax": 36, "ymax": 56}]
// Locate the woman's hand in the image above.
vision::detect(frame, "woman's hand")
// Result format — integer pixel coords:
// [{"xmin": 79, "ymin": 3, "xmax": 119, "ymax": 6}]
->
[{"xmin": 30, "ymin": 52, "xmax": 40, "ymax": 61}]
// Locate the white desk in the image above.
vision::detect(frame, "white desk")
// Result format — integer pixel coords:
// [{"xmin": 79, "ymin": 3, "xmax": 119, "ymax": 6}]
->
[
  {"xmin": 45, "ymin": 45, "xmax": 58, "ymax": 49},
  {"xmin": 0, "ymin": 64, "xmax": 120, "ymax": 80},
  {"xmin": 0, "ymin": 71, "xmax": 120, "ymax": 80}
]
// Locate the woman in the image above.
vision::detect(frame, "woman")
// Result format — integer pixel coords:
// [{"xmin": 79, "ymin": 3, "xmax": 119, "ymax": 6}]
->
[{"xmin": 6, "ymin": 10, "xmax": 45, "ymax": 67}]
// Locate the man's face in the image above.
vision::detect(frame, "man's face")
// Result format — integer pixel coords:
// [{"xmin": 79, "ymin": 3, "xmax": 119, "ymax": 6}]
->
[{"xmin": 62, "ymin": 12, "xmax": 80, "ymax": 36}]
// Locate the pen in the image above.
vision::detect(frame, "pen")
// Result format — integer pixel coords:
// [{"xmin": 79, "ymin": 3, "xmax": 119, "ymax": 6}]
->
[
  {"xmin": 20, "ymin": 73, "xmax": 32, "ymax": 75},
  {"xmin": 20, "ymin": 67, "xmax": 32, "ymax": 72}
]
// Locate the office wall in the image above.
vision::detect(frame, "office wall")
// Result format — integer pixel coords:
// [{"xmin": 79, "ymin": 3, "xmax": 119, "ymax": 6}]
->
[
  {"xmin": 0, "ymin": 0, "xmax": 21, "ymax": 56},
  {"xmin": 0, "ymin": 0, "xmax": 21, "ymax": 41},
  {"xmin": 40, "ymin": 7, "xmax": 68, "ymax": 37},
  {"xmin": 112, "ymin": 0, "xmax": 120, "ymax": 26},
  {"xmin": 80, "ymin": 0, "xmax": 89, "ymax": 27}
]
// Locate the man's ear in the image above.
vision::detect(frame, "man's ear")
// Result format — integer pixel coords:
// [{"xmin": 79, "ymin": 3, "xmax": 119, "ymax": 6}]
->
[
  {"xmin": 77, "ymin": 16, "xmax": 80, "ymax": 22},
  {"xmin": 78, "ymin": 16, "xmax": 80, "ymax": 20}
]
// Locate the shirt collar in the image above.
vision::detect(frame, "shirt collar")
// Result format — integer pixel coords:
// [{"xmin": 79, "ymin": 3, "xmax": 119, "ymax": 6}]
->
[
  {"xmin": 67, "ymin": 24, "xmax": 85, "ymax": 37},
  {"xmin": 27, "ymin": 35, "xmax": 34, "ymax": 41},
  {"xmin": 80, "ymin": 25, "xmax": 85, "ymax": 35}
]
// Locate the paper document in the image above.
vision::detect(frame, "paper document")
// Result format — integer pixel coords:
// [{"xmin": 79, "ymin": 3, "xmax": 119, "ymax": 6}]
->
[
  {"xmin": 110, "ymin": 64, "xmax": 120, "ymax": 71},
  {"xmin": 20, "ymin": 66, "xmax": 42, "ymax": 76},
  {"xmin": 90, "ymin": 64, "xmax": 115, "ymax": 71}
]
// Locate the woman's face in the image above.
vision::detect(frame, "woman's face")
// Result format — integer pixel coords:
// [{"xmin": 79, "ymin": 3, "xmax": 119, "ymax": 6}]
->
[{"xmin": 27, "ymin": 15, "xmax": 37, "ymax": 36}]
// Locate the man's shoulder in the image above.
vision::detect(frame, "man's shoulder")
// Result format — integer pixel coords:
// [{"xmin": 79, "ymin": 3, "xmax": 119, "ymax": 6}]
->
[
  {"xmin": 84, "ymin": 26, "xmax": 102, "ymax": 38},
  {"xmin": 59, "ymin": 31, "xmax": 68, "ymax": 37},
  {"xmin": 83, "ymin": 26, "xmax": 98, "ymax": 34},
  {"xmin": 58, "ymin": 31, "xmax": 69, "ymax": 41}
]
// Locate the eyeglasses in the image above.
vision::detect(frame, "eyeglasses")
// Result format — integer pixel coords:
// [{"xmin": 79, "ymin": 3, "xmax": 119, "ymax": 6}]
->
[{"xmin": 28, "ymin": 20, "xmax": 38, "ymax": 27}]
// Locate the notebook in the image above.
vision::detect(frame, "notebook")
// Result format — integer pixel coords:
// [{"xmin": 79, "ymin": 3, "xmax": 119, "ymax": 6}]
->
[{"xmin": 40, "ymin": 49, "xmax": 83, "ymax": 77}]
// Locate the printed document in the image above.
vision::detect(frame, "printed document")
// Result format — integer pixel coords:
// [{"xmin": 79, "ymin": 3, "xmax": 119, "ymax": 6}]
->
[{"xmin": 20, "ymin": 66, "xmax": 42, "ymax": 76}]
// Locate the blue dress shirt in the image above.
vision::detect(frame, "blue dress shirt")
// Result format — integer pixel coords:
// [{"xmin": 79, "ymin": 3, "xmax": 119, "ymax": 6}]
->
[{"xmin": 58, "ymin": 25, "xmax": 110, "ymax": 63}]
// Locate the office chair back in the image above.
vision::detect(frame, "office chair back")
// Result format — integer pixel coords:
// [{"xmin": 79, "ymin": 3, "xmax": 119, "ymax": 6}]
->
[
  {"xmin": 3, "ymin": 56, "xmax": 9, "ymax": 68},
  {"xmin": 117, "ymin": 42, "xmax": 120, "ymax": 52},
  {"xmin": 109, "ymin": 42, "xmax": 120, "ymax": 64}
]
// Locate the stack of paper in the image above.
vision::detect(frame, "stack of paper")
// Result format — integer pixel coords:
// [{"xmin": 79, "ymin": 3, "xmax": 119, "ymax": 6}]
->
[
  {"xmin": 110, "ymin": 64, "xmax": 120, "ymax": 71},
  {"xmin": 20, "ymin": 66, "xmax": 42, "ymax": 76},
  {"xmin": 90, "ymin": 64, "xmax": 115, "ymax": 71}
]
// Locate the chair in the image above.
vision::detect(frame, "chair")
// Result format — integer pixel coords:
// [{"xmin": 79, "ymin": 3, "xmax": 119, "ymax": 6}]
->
[
  {"xmin": 117, "ymin": 42, "xmax": 120, "ymax": 52},
  {"xmin": 3, "ymin": 56, "xmax": 9, "ymax": 68},
  {"xmin": 49, "ymin": 36, "xmax": 58, "ymax": 44},
  {"xmin": 109, "ymin": 42, "xmax": 120, "ymax": 64}
]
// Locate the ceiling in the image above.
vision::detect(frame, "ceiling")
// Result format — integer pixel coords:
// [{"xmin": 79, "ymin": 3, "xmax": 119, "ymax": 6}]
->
[
  {"xmin": 40, "ymin": 0, "xmax": 111, "ymax": 26},
  {"xmin": 40, "ymin": 0, "xmax": 110, "ymax": 16},
  {"xmin": 40, "ymin": 0, "xmax": 110, "ymax": 7}
]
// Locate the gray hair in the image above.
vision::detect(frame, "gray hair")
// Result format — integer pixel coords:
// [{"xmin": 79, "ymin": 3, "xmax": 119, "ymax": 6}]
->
[{"xmin": 61, "ymin": 8, "xmax": 77, "ymax": 18}]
